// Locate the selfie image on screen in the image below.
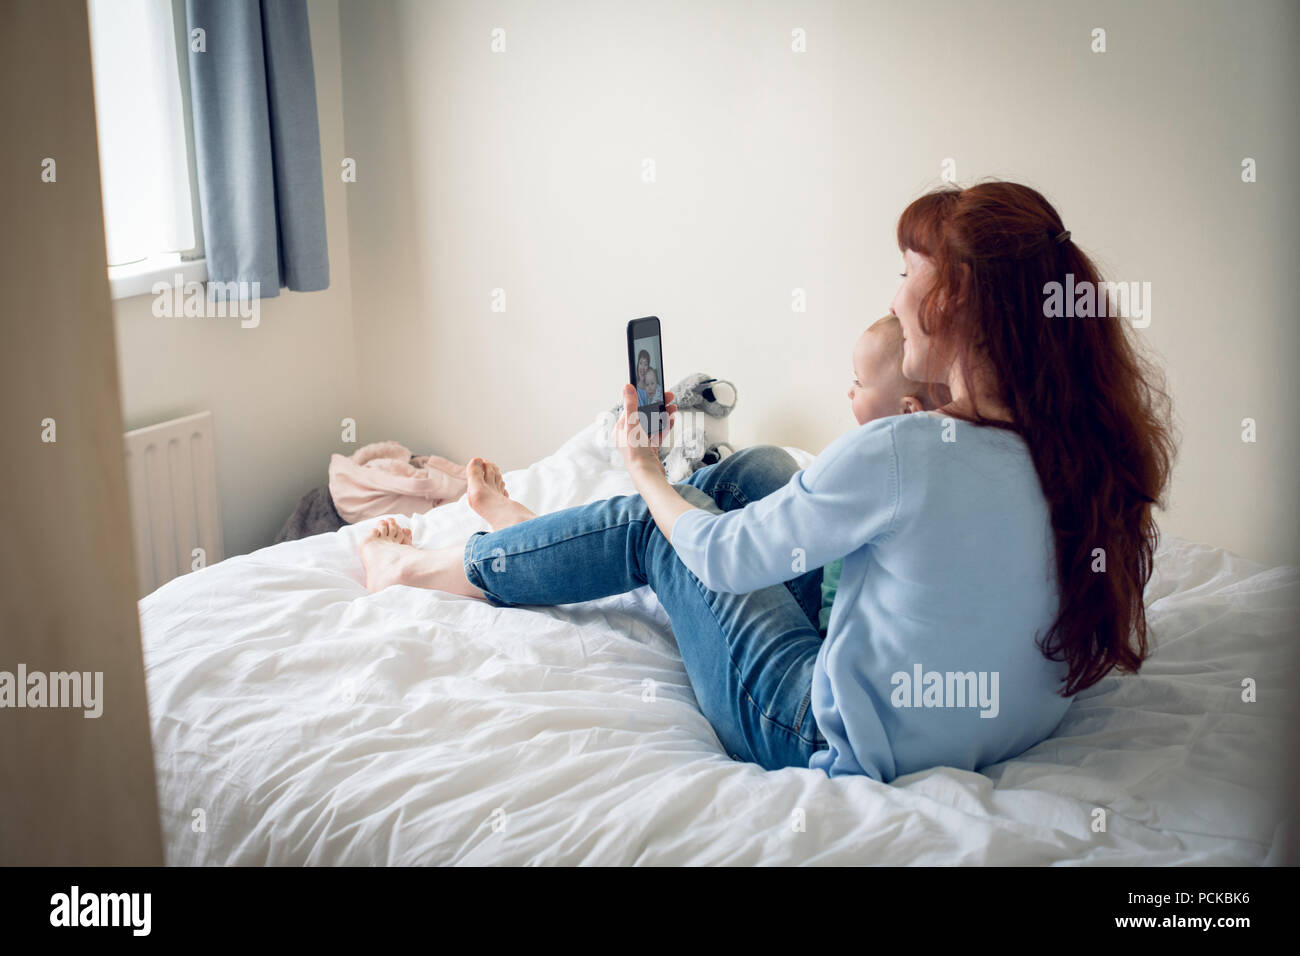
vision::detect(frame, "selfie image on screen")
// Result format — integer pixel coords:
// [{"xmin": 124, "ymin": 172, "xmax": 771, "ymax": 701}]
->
[{"xmin": 632, "ymin": 336, "xmax": 663, "ymax": 409}]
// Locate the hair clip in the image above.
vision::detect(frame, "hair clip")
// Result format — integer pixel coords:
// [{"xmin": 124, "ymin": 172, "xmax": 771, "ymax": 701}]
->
[{"xmin": 1055, "ymin": 229, "xmax": 1071, "ymax": 243}]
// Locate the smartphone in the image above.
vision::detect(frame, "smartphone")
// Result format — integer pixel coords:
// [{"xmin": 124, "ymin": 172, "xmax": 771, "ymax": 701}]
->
[{"xmin": 627, "ymin": 316, "xmax": 667, "ymax": 435}]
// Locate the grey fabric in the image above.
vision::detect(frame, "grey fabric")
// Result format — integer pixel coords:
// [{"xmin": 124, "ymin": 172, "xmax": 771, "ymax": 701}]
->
[
  {"xmin": 274, "ymin": 484, "xmax": 346, "ymax": 543},
  {"xmin": 186, "ymin": 0, "xmax": 328, "ymax": 296}
]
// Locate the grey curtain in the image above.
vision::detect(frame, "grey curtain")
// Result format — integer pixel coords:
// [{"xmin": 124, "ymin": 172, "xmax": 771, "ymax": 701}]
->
[{"xmin": 186, "ymin": 0, "xmax": 328, "ymax": 297}]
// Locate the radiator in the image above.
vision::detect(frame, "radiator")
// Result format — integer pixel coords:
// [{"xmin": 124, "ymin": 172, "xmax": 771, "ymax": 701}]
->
[{"xmin": 123, "ymin": 411, "xmax": 224, "ymax": 597}]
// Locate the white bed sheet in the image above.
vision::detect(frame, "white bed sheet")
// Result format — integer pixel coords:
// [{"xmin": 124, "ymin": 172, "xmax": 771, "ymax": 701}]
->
[{"xmin": 139, "ymin": 419, "xmax": 1299, "ymax": 865}]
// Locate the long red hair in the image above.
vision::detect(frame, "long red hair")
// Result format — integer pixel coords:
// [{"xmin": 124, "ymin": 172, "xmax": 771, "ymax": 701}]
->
[{"xmin": 897, "ymin": 180, "xmax": 1176, "ymax": 696}]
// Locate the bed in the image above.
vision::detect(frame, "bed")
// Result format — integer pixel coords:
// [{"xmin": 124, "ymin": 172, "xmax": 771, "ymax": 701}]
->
[{"xmin": 138, "ymin": 417, "xmax": 1299, "ymax": 865}]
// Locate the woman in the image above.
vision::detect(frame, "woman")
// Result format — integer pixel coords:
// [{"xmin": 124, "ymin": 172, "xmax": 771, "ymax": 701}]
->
[{"xmin": 359, "ymin": 180, "xmax": 1175, "ymax": 782}]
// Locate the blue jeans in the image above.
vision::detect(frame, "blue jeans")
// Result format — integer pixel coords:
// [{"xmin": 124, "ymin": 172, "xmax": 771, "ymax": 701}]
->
[{"xmin": 462, "ymin": 445, "xmax": 829, "ymax": 770}]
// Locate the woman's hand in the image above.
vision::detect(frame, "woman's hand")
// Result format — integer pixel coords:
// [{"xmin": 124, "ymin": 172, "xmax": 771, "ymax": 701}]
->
[
  {"xmin": 615, "ymin": 384, "xmax": 698, "ymax": 541},
  {"xmin": 615, "ymin": 384, "xmax": 677, "ymax": 477}
]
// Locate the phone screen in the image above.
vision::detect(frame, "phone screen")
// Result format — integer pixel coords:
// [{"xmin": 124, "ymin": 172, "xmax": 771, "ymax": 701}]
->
[{"xmin": 630, "ymin": 328, "xmax": 666, "ymax": 434}]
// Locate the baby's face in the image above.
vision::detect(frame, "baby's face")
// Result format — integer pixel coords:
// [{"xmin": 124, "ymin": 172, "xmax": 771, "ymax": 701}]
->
[{"xmin": 848, "ymin": 326, "xmax": 911, "ymax": 425}]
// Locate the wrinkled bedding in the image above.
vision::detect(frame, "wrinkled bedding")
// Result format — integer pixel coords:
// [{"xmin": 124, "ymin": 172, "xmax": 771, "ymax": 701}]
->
[{"xmin": 139, "ymin": 419, "xmax": 1298, "ymax": 864}]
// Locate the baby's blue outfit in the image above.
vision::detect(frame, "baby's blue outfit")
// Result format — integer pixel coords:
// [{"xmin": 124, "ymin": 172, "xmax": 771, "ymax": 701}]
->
[
  {"xmin": 818, "ymin": 557, "xmax": 842, "ymax": 632},
  {"xmin": 669, "ymin": 412, "xmax": 1073, "ymax": 781}
]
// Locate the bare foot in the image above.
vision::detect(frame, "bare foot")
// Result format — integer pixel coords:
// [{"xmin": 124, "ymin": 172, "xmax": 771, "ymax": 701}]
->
[
  {"xmin": 359, "ymin": 518, "xmax": 486, "ymax": 599},
  {"xmin": 466, "ymin": 457, "xmax": 537, "ymax": 530},
  {"xmin": 360, "ymin": 518, "xmax": 417, "ymax": 591}
]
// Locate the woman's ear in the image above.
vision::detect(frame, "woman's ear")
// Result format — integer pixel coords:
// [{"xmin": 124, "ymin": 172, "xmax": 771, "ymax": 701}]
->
[{"xmin": 899, "ymin": 395, "xmax": 924, "ymax": 414}]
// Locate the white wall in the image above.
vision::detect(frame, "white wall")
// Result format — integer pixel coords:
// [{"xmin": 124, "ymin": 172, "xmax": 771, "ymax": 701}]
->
[
  {"xmin": 113, "ymin": 0, "xmax": 358, "ymax": 558},
  {"xmin": 339, "ymin": 0, "xmax": 837, "ymax": 472},
  {"xmin": 829, "ymin": 0, "xmax": 1300, "ymax": 567},
  {"xmin": 336, "ymin": 0, "xmax": 1299, "ymax": 566},
  {"xmin": 113, "ymin": 1, "xmax": 1295, "ymax": 566}
]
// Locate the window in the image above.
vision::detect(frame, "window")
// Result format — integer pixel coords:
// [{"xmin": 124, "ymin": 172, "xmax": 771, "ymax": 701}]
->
[{"xmin": 87, "ymin": 0, "xmax": 206, "ymax": 298}]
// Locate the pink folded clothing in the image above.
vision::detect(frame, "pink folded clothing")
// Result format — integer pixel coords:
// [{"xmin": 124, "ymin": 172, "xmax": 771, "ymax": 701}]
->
[{"xmin": 328, "ymin": 440, "xmax": 468, "ymax": 523}]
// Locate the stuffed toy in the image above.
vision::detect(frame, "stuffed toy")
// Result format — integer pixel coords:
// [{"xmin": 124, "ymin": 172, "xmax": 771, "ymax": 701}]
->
[{"xmin": 596, "ymin": 373, "xmax": 738, "ymax": 482}]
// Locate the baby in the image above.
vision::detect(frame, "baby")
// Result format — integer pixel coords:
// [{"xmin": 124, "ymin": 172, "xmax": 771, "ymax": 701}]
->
[
  {"xmin": 637, "ymin": 367, "xmax": 663, "ymax": 406},
  {"xmin": 820, "ymin": 315, "xmax": 951, "ymax": 631},
  {"xmin": 848, "ymin": 314, "xmax": 948, "ymax": 425}
]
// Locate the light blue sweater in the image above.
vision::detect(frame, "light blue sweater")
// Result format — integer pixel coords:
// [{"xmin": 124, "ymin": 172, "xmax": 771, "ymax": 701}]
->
[{"xmin": 669, "ymin": 412, "xmax": 1073, "ymax": 781}]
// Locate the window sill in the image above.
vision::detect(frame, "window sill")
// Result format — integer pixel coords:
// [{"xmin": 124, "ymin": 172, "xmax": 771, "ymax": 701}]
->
[{"xmin": 108, "ymin": 253, "xmax": 207, "ymax": 301}]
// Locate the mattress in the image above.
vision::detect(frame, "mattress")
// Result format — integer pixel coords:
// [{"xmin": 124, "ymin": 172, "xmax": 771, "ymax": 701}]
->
[{"xmin": 138, "ymin": 418, "xmax": 1299, "ymax": 864}]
